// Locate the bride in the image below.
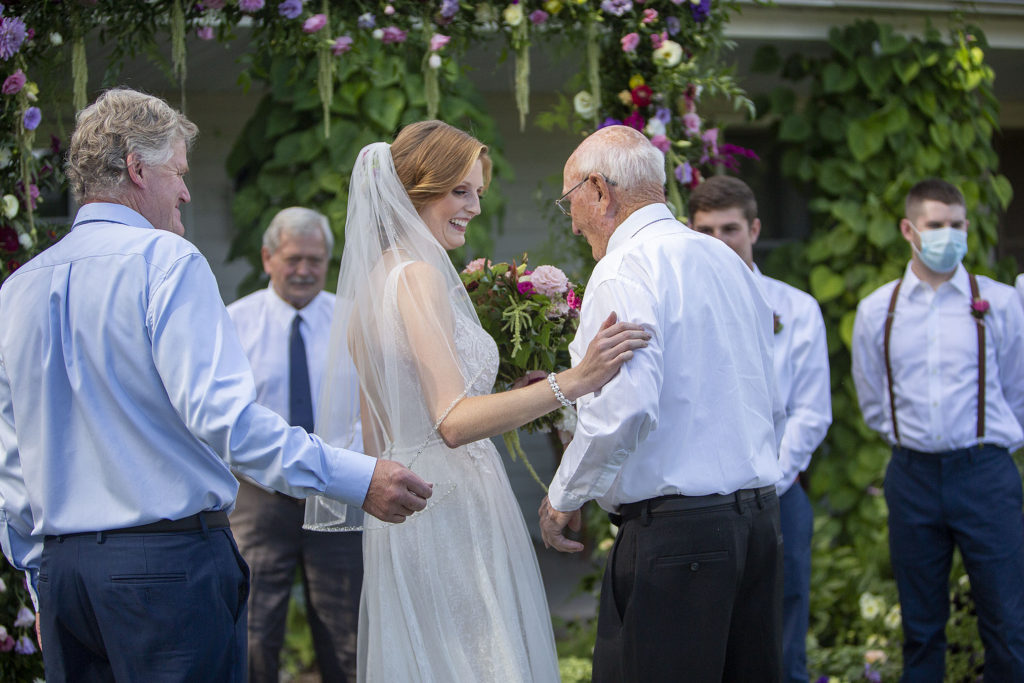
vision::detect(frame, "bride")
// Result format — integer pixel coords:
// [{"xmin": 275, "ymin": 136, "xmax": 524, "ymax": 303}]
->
[{"xmin": 305, "ymin": 121, "xmax": 648, "ymax": 682}]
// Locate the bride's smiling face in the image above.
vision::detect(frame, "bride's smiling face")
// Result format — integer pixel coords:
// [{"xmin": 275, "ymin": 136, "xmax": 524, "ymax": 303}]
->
[{"xmin": 419, "ymin": 159, "xmax": 484, "ymax": 251}]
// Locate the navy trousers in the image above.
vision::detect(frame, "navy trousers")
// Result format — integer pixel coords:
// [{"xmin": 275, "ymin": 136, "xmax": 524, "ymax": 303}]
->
[
  {"xmin": 885, "ymin": 444, "xmax": 1024, "ymax": 682},
  {"xmin": 780, "ymin": 484, "xmax": 812, "ymax": 683},
  {"xmin": 38, "ymin": 526, "xmax": 249, "ymax": 682}
]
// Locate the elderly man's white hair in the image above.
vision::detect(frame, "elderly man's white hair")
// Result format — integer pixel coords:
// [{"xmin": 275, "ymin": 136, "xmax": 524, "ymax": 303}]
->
[
  {"xmin": 570, "ymin": 125, "xmax": 666, "ymax": 190},
  {"xmin": 262, "ymin": 206, "xmax": 335, "ymax": 254}
]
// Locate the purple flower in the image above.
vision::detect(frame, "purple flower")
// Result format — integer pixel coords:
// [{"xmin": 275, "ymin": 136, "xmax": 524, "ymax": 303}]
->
[
  {"xmin": 440, "ymin": 0, "xmax": 459, "ymax": 19},
  {"xmin": 302, "ymin": 13, "xmax": 327, "ymax": 33},
  {"xmin": 0, "ymin": 15, "xmax": 27, "ymax": 60},
  {"xmin": 654, "ymin": 107, "xmax": 672, "ymax": 124},
  {"xmin": 0, "ymin": 635, "xmax": 14, "ymax": 652},
  {"xmin": 863, "ymin": 664, "xmax": 882, "ymax": 683},
  {"xmin": 650, "ymin": 134, "xmax": 671, "ymax": 153},
  {"xmin": 682, "ymin": 112, "xmax": 701, "ymax": 137},
  {"xmin": 357, "ymin": 12, "xmax": 376, "ymax": 29},
  {"xmin": 14, "ymin": 606, "xmax": 34, "ymax": 628},
  {"xmin": 2, "ymin": 68, "xmax": 25, "ymax": 94},
  {"xmin": 203, "ymin": 0, "xmax": 227, "ymax": 8},
  {"xmin": 597, "ymin": 117, "xmax": 622, "ymax": 130},
  {"xmin": 380, "ymin": 26, "xmax": 407, "ymax": 44},
  {"xmin": 620, "ymin": 32, "xmax": 639, "ymax": 53},
  {"xmin": 600, "ymin": 0, "xmax": 633, "ymax": 17},
  {"xmin": 14, "ymin": 635, "xmax": 36, "ymax": 655},
  {"xmin": 690, "ymin": 0, "xmax": 711, "ymax": 23},
  {"xmin": 238, "ymin": 0, "xmax": 264, "ymax": 12},
  {"xmin": 529, "ymin": 9, "xmax": 549, "ymax": 25},
  {"xmin": 196, "ymin": 26, "xmax": 215, "ymax": 40},
  {"xmin": 22, "ymin": 106, "xmax": 40, "ymax": 131},
  {"xmin": 278, "ymin": 0, "xmax": 303, "ymax": 19},
  {"xmin": 517, "ymin": 280, "xmax": 536, "ymax": 296},
  {"xmin": 675, "ymin": 162, "xmax": 692, "ymax": 184},
  {"xmin": 331, "ymin": 35, "xmax": 353, "ymax": 55},
  {"xmin": 666, "ymin": 16, "xmax": 681, "ymax": 36}
]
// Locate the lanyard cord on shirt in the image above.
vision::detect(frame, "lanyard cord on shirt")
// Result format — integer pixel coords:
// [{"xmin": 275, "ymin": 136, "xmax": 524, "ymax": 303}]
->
[{"xmin": 883, "ymin": 273, "xmax": 986, "ymax": 444}]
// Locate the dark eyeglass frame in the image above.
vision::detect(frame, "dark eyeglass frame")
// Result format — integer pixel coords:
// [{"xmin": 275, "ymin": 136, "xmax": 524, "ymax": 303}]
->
[{"xmin": 554, "ymin": 175, "xmax": 617, "ymax": 216}]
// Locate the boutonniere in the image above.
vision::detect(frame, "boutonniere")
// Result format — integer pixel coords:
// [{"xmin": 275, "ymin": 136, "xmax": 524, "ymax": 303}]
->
[
  {"xmin": 773, "ymin": 312, "xmax": 783, "ymax": 335},
  {"xmin": 970, "ymin": 297, "xmax": 990, "ymax": 320}
]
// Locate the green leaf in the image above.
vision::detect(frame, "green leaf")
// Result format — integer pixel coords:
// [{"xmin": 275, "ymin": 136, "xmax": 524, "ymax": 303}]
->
[
  {"xmin": 896, "ymin": 59, "xmax": 921, "ymax": 84},
  {"xmin": 751, "ymin": 45, "xmax": 781, "ymax": 74},
  {"xmin": 823, "ymin": 62, "xmax": 857, "ymax": 94},
  {"xmin": 361, "ymin": 87, "xmax": 406, "ymax": 134},
  {"xmin": 839, "ymin": 311, "xmax": 857, "ymax": 350},
  {"xmin": 914, "ymin": 90, "xmax": 938, "ymax": 117},
  {"xmin": 819, "ymin": 161, "xmax": 853, "ymax": 196},
  {"xmin": 915, "ymin": 147, "xmax": 942, "ymax": 172},
  {"xmin": 847, "ymin": 119, "xmax": 885, "ymax": 162},
  {"xmin": 991, "ymin": 174, "xmax": 1014, "ymax": 209},
  {"xmin": 866, "ymin": 214, "xmax": 897, "ymax": 248},
  {"xmin": 779, "ymin": 114, "xmax": 811, "ymax": 142},
  {"xmin": 928, "ymin": 122, "xmax": 951, "ymax": 149},
  {"xmin": 809, "ymin": 265, "xmax": 846, "ymax": 303}
]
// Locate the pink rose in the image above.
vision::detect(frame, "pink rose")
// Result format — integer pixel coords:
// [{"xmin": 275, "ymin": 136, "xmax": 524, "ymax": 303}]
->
[
  {"xmin": 529, "ymin": 264, "xmax": 569, "ymax": 297},
  {"xmin": 2, "ymin": 69, "xmax": 25, "ymax": 95},
  {"xmin": 650, "ymin": 134, "xmax": 671, "ymax": 153},
  {"xmin": 682, "ymin": 112, "xmax": 701, "ymax": 137},
  {"xmin": 462, "ymin": 257, "xmax": 491, "ymax": 274},
  {"xmin": 620, "ymin": 32, "xmax": 639, "ymax": 53},
  {"xmin": 642, "ymin": 8, "xmax": 658, "ymax": 24},
  {"xmin": 971, "ymin": 297, "xmax": 990, "ymax": 319},
  {"xmin": 303, "ymin": 13, "xmax": 327, "ymax": 33},
  {"xmin": 384, "ymin": 4, "xmax": 395, "ymax": 15},
  {"xmin": 331, "ymin": 35, "xmax": 353, "ymax": 56},
  {"xmin": 429, "ymin": 33, "xmax": 450, "ymax": 52},
  {"xmin": 196, "ymin": 26, "xmax": 215, "ymax": 40}
]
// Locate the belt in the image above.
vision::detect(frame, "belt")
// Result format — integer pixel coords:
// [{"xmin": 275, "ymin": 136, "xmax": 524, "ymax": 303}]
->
[
  {"xmin": 892, "ymin": 444, "xmax": 1007, "ymax": 461},
  {"xmin": 611, "ymin": 486, "xmax": 777, "ymax": 526},
  {"xmin": 45, "ymin": 510, "xmax": 230, "ymax": 542}
]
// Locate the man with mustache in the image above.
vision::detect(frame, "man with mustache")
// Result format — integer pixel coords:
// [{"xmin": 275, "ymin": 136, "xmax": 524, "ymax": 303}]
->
[{"xmin": 227, "ymin": 207, "xmax": 363, "ymax": 682}]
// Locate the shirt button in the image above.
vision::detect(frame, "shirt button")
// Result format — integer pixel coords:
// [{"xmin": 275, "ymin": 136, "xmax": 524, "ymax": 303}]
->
[{"xmin": 690, "ymin": 562, "xmax": 700, "ymax": 572}]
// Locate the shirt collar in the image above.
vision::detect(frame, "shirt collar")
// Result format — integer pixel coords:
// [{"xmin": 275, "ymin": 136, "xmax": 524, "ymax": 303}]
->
[
  {"xmin": 72, "ymin": 202, "xmax": 155, "ymax": 230},
  {"xmin": 605, "ymin": 203, "xmax": 676, "ymax": 255},
  {"xmin": 903, "ymin": 261, "xmax": 970, "ymax": 298},
  {"xmin": 265, "ymin": 282, "xmax": 305, "ymax": 330}
]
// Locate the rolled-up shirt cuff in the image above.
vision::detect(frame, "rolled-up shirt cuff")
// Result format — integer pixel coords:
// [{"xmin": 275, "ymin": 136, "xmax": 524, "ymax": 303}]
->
[
  {"xmin": 319, "ymin": 447, "xmax": 377, "ymax": 507},
  {"xmin": 26, "ymin": 569, "xmax": 39, "ymax": 612}
]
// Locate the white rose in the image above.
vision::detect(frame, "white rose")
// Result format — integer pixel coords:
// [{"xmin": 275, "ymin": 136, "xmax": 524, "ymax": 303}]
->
[
  {"xmin": 19, "ymin": 231, "xmax": 33, "ymax": 249},
  {"xmin": 653, "ymin": 40, "xmax": 683, "ymax": 68},
  {"xmin": 2, "ymin": 194, "xmax": 19, "ymax": 219},
  {"xmin": 645, "ymin": 118, "xmax": 666, "ymax": 137},
  {"xmin": 503, "ymin": 3, "xmax": 524, "ymax": 27},
  {"xmin": 428, "ymin": 54, "xmax": 442, "ymax": 69},
  {"xmin": 573, "ymin": 91, "xmax": 597, "ymax": 118}
]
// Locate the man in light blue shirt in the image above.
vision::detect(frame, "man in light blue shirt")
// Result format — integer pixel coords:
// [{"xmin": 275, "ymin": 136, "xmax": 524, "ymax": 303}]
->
[{"xmin": 0, "ymin": 88, "xmax": 431, "ymax": 681}]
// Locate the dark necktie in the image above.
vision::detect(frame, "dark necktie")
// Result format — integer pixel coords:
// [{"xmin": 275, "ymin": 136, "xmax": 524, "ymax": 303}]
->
[{"xmin": 289, "ymin": 314, "xmax": 315, "ymax": 433}]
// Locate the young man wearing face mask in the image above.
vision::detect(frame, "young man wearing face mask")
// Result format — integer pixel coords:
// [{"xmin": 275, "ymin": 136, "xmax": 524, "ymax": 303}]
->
[{"xmin": 852, "ymin": 179, "xmax": 1024, "ymax": 681}]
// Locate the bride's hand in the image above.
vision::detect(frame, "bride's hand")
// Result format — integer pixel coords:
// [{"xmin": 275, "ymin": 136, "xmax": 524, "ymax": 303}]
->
[{"xmin": 563, "ymin": 312, "xmax": 649, "ymax": 399}]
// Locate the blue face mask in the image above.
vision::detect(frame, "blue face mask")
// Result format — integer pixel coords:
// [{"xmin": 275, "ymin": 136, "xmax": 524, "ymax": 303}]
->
[{"xmin": 909, "ymin": 222, "xmax": 968, "ymax": 274}]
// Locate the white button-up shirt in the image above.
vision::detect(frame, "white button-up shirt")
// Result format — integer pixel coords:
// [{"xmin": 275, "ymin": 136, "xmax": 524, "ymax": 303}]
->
[
  {"xmin": 755, "ymin": 267, "xmax": 831, "ymax": 495},
  {"xmin": 549, "ymin": 203, "xmax": 785, "ymax": 513},
  {"xmin": 227, "ymin": 285, "xmax": 362, "ymax": 451},
  {"xmin": 852, "ymin": 263, "xmax": 1024, "ymax": 452}
]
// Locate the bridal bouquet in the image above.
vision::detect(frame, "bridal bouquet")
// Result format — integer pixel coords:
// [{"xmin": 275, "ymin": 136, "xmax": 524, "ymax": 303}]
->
[{"xmin": 460, "ymin": 255, "xmax": 583, "ymax": 488}]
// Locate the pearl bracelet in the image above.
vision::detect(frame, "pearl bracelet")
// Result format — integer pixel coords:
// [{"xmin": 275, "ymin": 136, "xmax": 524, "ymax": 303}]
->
[{"xmin": 547, "ymin": 372, "xmax": 575, "ymax": 409}]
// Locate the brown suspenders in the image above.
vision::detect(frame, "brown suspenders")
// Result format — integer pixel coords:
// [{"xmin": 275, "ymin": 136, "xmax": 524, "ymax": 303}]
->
[{"xmin": 882, "ymin": 273, "xmax": 986, "ymax": 446}]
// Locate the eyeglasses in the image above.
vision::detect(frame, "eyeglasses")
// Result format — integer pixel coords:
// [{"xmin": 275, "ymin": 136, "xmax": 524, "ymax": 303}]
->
[{"xmin": 554, "ymin": 175, "xmax": 617, "ymax": 216}]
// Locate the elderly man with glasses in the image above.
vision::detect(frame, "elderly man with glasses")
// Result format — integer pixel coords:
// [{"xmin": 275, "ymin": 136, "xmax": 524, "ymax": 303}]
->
[{"xmin": 539, "ymin": 125, "xmax": 786, "ymax": 682}]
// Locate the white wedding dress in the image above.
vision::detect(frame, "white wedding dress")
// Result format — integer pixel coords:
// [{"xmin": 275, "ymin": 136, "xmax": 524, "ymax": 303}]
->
[{"xmin": 356, "ymin": 262, "xmax": 560, "ymax": 682}]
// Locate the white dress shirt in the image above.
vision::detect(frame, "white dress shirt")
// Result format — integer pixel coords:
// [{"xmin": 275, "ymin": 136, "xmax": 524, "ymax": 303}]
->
[
  {"xmin": 755, "ymin": 266, "xmax": 832, "ymax": 495},
  {"xmin": 0, "ymin": 203, "xmax": 375, "ymax": 603},
  {"xmin": 227, "ymin": 285, "xmax": 362, "ymax": 452},
  {"xmin": 852, "ymin": 262, "xmax": 1024, "ymax": 452},
  {"xmin": 549, "ymin": 203, "xmax": 785, "ymax": 513}
]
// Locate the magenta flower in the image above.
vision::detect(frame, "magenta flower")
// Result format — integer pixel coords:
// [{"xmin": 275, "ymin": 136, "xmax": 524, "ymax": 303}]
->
[
  {"xmin": 624, "ymin": 111, "xmax": 645, "ymax": 131},
  {"xmin": 971, "ymin": 297, "xmax": 990, "ymax": 319},
  {"xmin": 517, "ymin": 280, "xmax": 536, "ymax": 296},
  {"xmin": 650, "ymin": 134, "xmax": 671, "ymax": 153},
  {"xmin": 0, "ymin": 227, "xmax": 18, "ymax": 253},
  {"xmin": 331, "ymin": 35, "xmax": 353, "ymax": 55},
  {"xmin": 429, "ymin": 33, "xmax": 450, "ymax": 52},
  {"xmin": 529, "ymin": 9, "xmax": 549, "ymax": 24},
  {"xmin": 620, "ymin": 32, "xmax": 639, "ymax": 53},
  {"xmin": 2, "ymin": 68, "xmax": 25, "ymax": 95},
  {"xmin": 303, "ymin": 13, "xmax": 327, "ymax": 33},
  {"xmin": 0, "ymin": 16, "xmax": 27, "ymax": 61},
  {"xmin": 567, "ymin": 288, "xmax": 581, "ymax": 310},
  {"xmin": 631, "ymin": 84, "xmax": 652, "ymax": 107},
  {"xmin": 642, "ymin": 8, "xmax": 658, "ymax": 24},
  {"xmin": 238, "ymin": 0, "xmax": 264, "ymax": 12},
  {"xmin": 278, "ymin": 0, "xmax": 303, "ymax": 19},
  {"xmin": 203, "ymin": 0, "xmax": 227, "ymax": 8},
  {"xmin": 380, "ymin": 26, "xmax": 407, "ymax": 44},
  {"xmin": 22, "ymin": 106, "xmax": 41, "ymax": 131},
  {"xmin": 196, "ymin": 26, "xmax": 215, "ymax": 40},
  {"xmin": 0, "ymin": 635, "xmax": 13, "ymax": 652}
]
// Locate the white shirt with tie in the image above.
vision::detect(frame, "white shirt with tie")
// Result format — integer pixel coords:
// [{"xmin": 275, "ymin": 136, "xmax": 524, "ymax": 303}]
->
[
  {"xmin": 754, "ymin": 266, "xmax": 832, "ymax": 495},
  {"xmin": 548, "ymin": 203, "xmax": 785, "ymax": 513},
  {"xmin": 227, "ymin": 285, "xmax": 363, "ymax": 469},
  {"xmin": 852, "ymin": 263, "xmax": 1024, "ymax": 453}
]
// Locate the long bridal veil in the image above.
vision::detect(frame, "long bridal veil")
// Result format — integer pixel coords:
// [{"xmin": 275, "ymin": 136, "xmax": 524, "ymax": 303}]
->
[{"xmin": 304, "ymin": 142, "xmax": 482, "ymax": 531}]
